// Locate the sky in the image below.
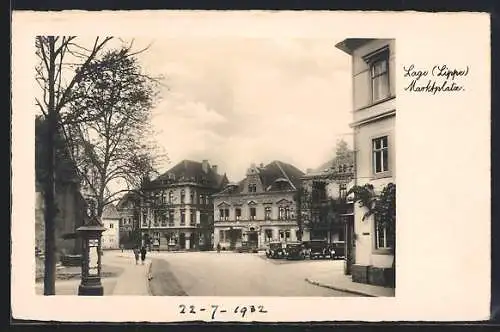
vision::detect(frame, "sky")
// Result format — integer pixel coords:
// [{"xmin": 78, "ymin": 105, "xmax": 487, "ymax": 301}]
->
[
  {"xmin": 39, "ymin": 37, "xmax": 354, "ymax": 184},
  {"xmin": 131, "ymin": 37, "xmax": 354, "ymax": 182}
]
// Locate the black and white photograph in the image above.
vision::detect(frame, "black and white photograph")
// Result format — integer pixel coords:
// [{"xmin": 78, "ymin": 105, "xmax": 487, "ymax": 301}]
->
[
  {"xmin": 12, "ymin": 11, "xmax": 490, "ymax": 322},
  {"xmin": 33, "ymin": 36, "xmax": 396, "ymax": 298}
]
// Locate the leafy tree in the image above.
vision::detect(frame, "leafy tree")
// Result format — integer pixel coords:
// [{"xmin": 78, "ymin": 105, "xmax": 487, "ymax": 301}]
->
[{"xmin": 348, "ymin": 183, "xmax": 396, "ymax": 269}]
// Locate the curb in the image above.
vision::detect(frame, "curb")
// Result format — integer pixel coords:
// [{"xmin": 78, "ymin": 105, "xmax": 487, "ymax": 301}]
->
[
  {"xmin": 304, "ymin": 278, "xmax": 376, "ymax": 297},
  {"xmin": 146, "ymin": 261, "xmax": 153, "ymax": 296}
]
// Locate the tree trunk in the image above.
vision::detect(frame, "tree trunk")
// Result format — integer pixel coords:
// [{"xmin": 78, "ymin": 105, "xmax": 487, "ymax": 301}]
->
[{"xmin": 43, "ymin": 36, "xmax": 57, "ymax": 295}]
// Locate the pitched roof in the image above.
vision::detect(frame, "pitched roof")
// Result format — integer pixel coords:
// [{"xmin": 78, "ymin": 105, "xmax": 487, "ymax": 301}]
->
[
  {"xmin": 305, "ymin": 151, "xmax": 355, "ymax": 178},
  {"xmin": 148, "ymin": 159, "xmax": 228, "ymax": 190},
  {"xmin": 217, "ymin": 160, "xmax": 304, "ymax": 195},
  {"xmin": 116, "ymin": 191, "xmax": 140, "ymax": 209},
  {"xmin": 102, "ymin": 204, "xmax": 121, "ymax": 219}
]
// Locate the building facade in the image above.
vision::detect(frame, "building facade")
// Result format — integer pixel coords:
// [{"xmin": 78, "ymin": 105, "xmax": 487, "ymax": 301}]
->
[
  {"xmin": 140, "ymin": 160, "xmax": 228, "ymax": 251},
  {"xmin": 336, "ymin": 38, "xmax": 396, "ymax": 287},
  {"xmin": 300, "ymin": 163, "xmax": 355, "ymax": 244},
  {"xmin": 116, "ymin": 192, "xmax": 140, "ymax": 247},
  {"xmin": 101, "ymin": 204, "xmax": 121, "ymax": 249},
  {"xmin": 213, "ymin": 161, "xmax": 305, "ymax": 250}
]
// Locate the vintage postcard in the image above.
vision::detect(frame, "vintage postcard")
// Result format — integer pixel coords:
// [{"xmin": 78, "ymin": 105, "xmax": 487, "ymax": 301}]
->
[{"xmin": 11, "ymin": 10, "xmax": 490, "ymax": 322}]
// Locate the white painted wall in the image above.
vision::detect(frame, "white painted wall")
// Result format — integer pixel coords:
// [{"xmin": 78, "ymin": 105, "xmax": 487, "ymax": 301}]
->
[{"xmin": 101, "ymin": 218, "xmax": 120, "ymax": 249}]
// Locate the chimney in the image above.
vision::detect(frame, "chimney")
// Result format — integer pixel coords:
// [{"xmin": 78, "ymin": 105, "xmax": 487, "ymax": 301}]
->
[
  {"xmin": 212, "ymin": 165, "xmax": 218, "ymax": 174},
  {"xmin": 202, "ymin": 160, "xmax": 209, "ymax": 173}
]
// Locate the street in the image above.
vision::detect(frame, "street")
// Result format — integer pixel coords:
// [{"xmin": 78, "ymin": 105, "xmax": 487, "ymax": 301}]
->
[{"xmin": 148, "ymin": 251, "xmax": 362, "ymax": 297}]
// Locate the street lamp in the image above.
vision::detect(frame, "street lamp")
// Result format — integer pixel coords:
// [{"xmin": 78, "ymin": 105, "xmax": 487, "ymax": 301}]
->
[{"xmin": 77, "ymin": 209, "xmax": 106, "ymax": 296}]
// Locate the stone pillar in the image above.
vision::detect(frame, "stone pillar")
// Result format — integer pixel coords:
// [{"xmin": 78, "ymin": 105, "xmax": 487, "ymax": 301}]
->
[{"xmin": 185, "ymin": 232, "xmax": 191, "ymax": 250}]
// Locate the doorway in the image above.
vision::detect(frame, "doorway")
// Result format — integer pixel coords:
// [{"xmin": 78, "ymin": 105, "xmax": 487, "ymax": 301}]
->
[
  {"xmin": 248, "ymin": 231, "xmax": 258, "ymax": 247},
  {"xmin": 179, "ymin": 233, "xmax": 186, "ymax": 249}
]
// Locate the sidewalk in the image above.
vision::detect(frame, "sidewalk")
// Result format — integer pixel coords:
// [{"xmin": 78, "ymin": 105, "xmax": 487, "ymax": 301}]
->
[
  {"xmin": 111, "ymin": 256, "xmax": 152, "ymax": 296},
  {"xmin": 305, "ymin": 270, "xmax": 395, "ymax": 297}
]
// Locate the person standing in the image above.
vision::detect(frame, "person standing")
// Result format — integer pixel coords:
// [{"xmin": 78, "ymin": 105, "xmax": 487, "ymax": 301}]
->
[
  {"xmin": 140, "ymin": 246, "xmax": 147, "ymax": 265},
  {"xmin": 133, "ymin": 247, "xmax": 140, "ymax": 265}
]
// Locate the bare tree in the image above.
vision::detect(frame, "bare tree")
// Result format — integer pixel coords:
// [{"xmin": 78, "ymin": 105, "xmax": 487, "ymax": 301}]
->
[{"xmin": 35, "ymin": 36, "xmax": 115, "ymax": 295}]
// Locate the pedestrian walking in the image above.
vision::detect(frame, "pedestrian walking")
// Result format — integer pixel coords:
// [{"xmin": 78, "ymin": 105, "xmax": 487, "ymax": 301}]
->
[
  {"xmin": 133, "ymin": 247, "xmax": 140, "ymax": 265},
  {"xmin": 120, "ymin": 244, "xmax": 124, "ymax": 253},
  {"xmin": 140, "ymin": 246, "xmax": 147, "ymax": 265},
  {"xmin": 217, "ymin": 243, "xmax": 221, "ymax": 253}
]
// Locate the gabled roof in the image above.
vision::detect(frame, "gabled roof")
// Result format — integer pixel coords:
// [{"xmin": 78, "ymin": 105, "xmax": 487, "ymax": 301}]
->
[
  {"xmin": 148, "ymin": 159, "xmax": 228, "ymax": 190},
  {"xmin": 102, "ymin": 204, "xmax": 121, "ymax": 219},
  {"xmin": 116, "ymin": 191, "xmax": 140, "ymax": 209},
  {"xmin": 216, "ymin": 160, "xmax": 304, "ymax": 195}
]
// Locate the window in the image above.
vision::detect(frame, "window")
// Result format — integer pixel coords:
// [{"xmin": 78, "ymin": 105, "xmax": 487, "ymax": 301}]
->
[
  {"xmin": 168, "ymin": 191, "xmax": 173, "ymax": 203},
  {"xmin": 375, "ymin": 217, "xmax": 394, "ymax": 250},
  {"xmin": 369, "ymin": 50, "xmax": 390, "ymax": 102},
  {"xmin": 279, "ymin": 207, "xmax": 290, "ymax": 220},
  {"xmin": 339, "ymin": 183, "xmax": 347, "ymax": 199},
  {"xmin": 285, "ymin": 230, "xmax": 290, "ymax": 239},
  {"xmin": 248, "ymin": 184, "xmax": 257, "ymax": 193},
  {"xmin": 190, "ymin": 191, "xmax": 195, "ymax": 204},
  {"xmin": 190, "ymin": 211, "xmax": 196, "ymax": 226},
  {"xmin": 279, "ymin": 230, "xmax": 284, "ymax": 239},
  {"xmin": 265, "ymin": 229, "xmax": 273, "ymax": 241},
  {"xmin": 180, "ymin": 190, "xmax": 185, "ymax": 204},
  {"xmin": 219, "ymin": 230, "xmax": 225, "ymax": 242},
  {"xmin": 219, "ymin": 209, "xmax": 229, "ymax": 221},
  {"xmin": 161, "ymin": 211, "xmax": 167, "ymax": 226},
  {"xmin": 161, "ymin": 192, "xmax": 166, "ymax": 204},
  {"xmin": 373, "ymin": 136, "xmax": 389, "ymax": 174},
  {"xmin": 199, "ymin": 194, "xmax": 203, "ymax": 205},
  {"xmin": 265, "ymin": 207, "xmax": 272, "ymax": 220},
  {"xmin": 153, "ymin": 210, "xmax": 159, "ymax": 226},
  {"xmin": 168, "ymin": 210, "xmax": 175, "ymax": 227},
  {"xmin": 235, "ymin": 208, "xmax": 241, "ymax": 221},
  {"xmin": 180, "ymin": 209, "xmax": 185, "ymax": 225},
  {"xmin": 110, "ymin": 223, "xmax": 114, "ymax": 229},
  {"xmin": 250, "ymin": 207, "xmax": 256, "ymax": 220},
  {"xmin": 142, "ymin": 212, "xmax": 147, "ymax": 226}
]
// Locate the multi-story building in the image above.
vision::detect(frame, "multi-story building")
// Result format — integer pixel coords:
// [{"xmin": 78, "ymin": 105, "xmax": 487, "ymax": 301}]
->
[
  {"xmin": 212, "ymin": 161, "xmax": 304, "ymax": 250},
  {"xmin": 101, "ymin": 204, "xmax": 121, "ymax": 249},
  {"xmin": 336, "ymin": 38, "xmax": 396, "ymax": 287},
  {"xmin": 116, "ymin": 191, "xmax": 140, "ymax": 246},
  {"xmin": 140, "ymin": 159, "xmax": 228, "ymax": 251},
  {"xmin": 300, "ymin": 160, "xmax": 355, "ymax": 244}
]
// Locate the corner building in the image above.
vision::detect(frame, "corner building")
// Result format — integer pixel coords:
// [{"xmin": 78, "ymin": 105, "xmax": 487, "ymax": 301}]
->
[
  {"xmin": 336, "ymin": 38, "xmax": 396, "ymax": 287},
  {"xmin": 140, "ymin": 160, "xmax": 228, "ymax": 251}
]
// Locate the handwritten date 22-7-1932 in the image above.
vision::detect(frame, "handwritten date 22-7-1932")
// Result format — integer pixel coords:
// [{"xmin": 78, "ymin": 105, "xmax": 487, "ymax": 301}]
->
[{"xmin": 179, "ymin": 304, "xmax": 268, "ymax": 319}]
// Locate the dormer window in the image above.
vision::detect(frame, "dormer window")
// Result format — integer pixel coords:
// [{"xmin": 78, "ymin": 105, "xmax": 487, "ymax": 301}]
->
[{"xmin": 248, "ymin": 184, "xmax": 257, "ymax": 193}]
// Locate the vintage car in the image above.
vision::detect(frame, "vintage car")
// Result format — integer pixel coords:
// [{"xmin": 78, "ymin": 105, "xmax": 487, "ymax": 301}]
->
[
  {"xmin": 329, "ymin": 241, "xmax": 346, "ymax": 259},
  {"xmin": 306, "ymin": 239, "xmax": 330, "ymax": 259},
  {"xmin": 285, "ymin": 241, "xmax": 306, "ymax": 260},
  {"xmin": 236, "ymin": 241, "xmax": 259, "ymax": 253},
  {"xmin": 265, "ymin": 241, "xmax": 285, "ymax": 259}
]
